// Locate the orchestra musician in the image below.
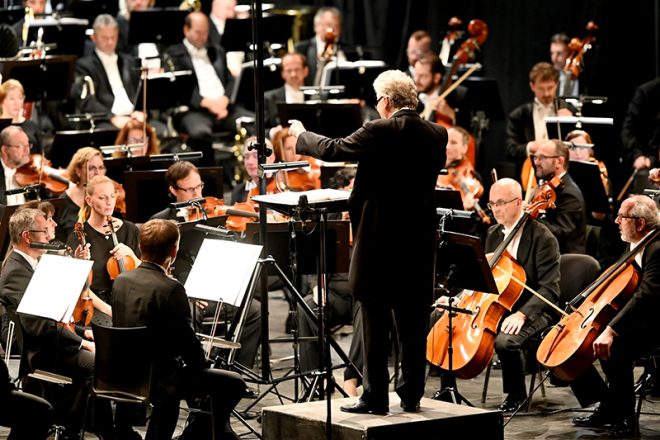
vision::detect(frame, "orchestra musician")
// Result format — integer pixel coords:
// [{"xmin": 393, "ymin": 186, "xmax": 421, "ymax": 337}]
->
[
  {"xmin": 150, "ymin": 160, "xmax": 262, "ymax": 371},
  {"xmin": 531, "ymin": 139, "xmax": 587, "ymax": 254},
  {"xmin": 621, "ymin": 77, "xmax": 660, "ymax": 173},
  {"xmin": 483, "ymin": 178, "xmax": 561, "ymax": 412},
  {"xmin": 404, "ymin": 30, "xmax": 433, "ymax": 81},
  {"xmin": 113, "ymin": 118, "xmax": 161, "ymax": 157},
  {"xmin": 111, "ymin": 219, "xmax": 246, "ymax": 440},
  {"xmin": 549, "ymin": 33, "xmax": 579, "ymax": 97},
  {"xmin": 506, "ymin": 62, "xmax": 573, "ymax": 181},
  {"xmin": 570, "ymin": 195, "xmax": 660, "ymax": 438},
  {"xmin": 0, "ymin": 79, "xmax": 41, "ymax": 153},
  {"xmin": 263, "ymin": 52, "xmax": 309, "ymax": 129},
  {"xmin": 289, "ymin": 69, "xmax": 446, "ymax": 414},
  {"xmin": 11, "ymin": 0, "xmax": 47, "ymax": 47},
  {"xmin": 0, "ymin": 125, "xmax": 33, "ymax": 206},
  {"xmin": 231, "ymin": 136, "xmax": 276, "ymax": 205},
  {"xmin": 66, "ymin": 175, "xmax": 141, "ymax": 320},
  {"xmin": 270, "ymin": 126, "xmax": 321, "ymax": 191}
]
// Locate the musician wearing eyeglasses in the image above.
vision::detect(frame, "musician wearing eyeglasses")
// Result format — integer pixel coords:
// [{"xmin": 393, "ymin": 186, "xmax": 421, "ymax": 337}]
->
[
  {"xmin": 530, "ymin": 139, "xmax": 587, "ymax": 254},
  {"xmin": 0, "ymin": 126, "xmax": 32, "ymax": 206}
]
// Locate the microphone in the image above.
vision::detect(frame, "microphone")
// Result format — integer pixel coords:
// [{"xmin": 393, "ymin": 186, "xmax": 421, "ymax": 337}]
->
[
  {"xmin": 30, "ymin": 241, "xmax": 66, "ymax": 251},
  {"xmin": 5, "ymin": 184, "xmax": 41, "ymax": 196},
  {"xmin": 194, "ymin": 224, "xmax": 237, "ymax": 239},
  {"xmin": 170, "ymin": 198, "xmax": 206, "ymax": 209}
]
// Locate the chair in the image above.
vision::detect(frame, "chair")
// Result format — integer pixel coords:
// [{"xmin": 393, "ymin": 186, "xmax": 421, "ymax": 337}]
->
[
  {"xmin": 481, "ymin": 253, "xmax": 601, "ymax": 409},
  {"xmin": 81, "ymin": 324, "xmax": 152, "ymax": 437},
  {"xmin": 635, "ymin": 348, "xmax": 660, "ymax": 424}
]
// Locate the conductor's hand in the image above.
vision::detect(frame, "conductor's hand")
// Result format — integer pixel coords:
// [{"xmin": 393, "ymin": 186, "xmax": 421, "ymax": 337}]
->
[
  {"xmin": 593, "ymin": 326, "xmax": 617, "ymax": 360},
  {"xmin": 288, "ymin": 120, "xmax": 307, "ymax": 138},
  {"xmin": 500, "ymin": 311, "xmax": 526, "ymax": 335}
]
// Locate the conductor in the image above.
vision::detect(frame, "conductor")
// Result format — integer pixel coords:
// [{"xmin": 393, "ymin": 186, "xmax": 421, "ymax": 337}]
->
[{"xmin": 288, "ymin": 69, "xmax": 446, "ymax": 414}]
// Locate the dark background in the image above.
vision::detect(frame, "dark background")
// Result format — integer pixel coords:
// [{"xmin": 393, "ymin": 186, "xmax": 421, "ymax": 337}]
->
[{"xmin": 278, "ymin": 0, "xmax": 659, "ymax": 192}]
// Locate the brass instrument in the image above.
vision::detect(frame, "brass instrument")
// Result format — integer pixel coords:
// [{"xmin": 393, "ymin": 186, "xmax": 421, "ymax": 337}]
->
[
  {"xmin": 179, "ymin": 0, "xmax": 201, "ymax": 11},
  {"xmin": 232, "ymin": 117, "xmax": 254, "ymax": 183},
  {"xmin": 22, "ymin": 7, "xmax": 34, "ymax": 45}
]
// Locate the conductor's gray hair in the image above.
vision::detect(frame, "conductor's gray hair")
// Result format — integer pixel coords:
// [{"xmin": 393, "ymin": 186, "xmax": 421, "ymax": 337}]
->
[{"xmin": 373, "ymin": 70, "xmax": 418, "ymax": 111}]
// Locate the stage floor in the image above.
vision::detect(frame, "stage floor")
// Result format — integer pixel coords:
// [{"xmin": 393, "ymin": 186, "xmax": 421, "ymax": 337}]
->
[{"xmin": 2, "ymin": 289, "xmax": 660, "ymax": 439}]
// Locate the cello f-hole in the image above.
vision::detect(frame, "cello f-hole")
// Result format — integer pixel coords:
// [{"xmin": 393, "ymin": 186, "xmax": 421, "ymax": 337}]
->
[
  {"xmin": 470, "ymin": 305, "xmax": 481, "ymax": 329},
  {"xmin": 580, "ymin": 308, "xmax": 595, "ymax": 330}
]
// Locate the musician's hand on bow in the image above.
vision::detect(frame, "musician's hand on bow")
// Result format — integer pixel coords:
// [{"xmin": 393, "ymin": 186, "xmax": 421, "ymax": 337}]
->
[
  {"xmin": 593, "ymin": 326, "xmax": 617, "ymax": 360},
  {"xmin": 633, "ymin": 155, "xmax": 651, "ymax": 170},
  {"xmin": 288, "ymin": 120, "xmax": 307, "ymax": 138}
]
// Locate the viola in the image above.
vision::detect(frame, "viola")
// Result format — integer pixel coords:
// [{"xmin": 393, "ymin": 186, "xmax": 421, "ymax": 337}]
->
[
  {"xmin": 72, "ymin": 222, "xmax": 94, "ymax": 327},
  {"xmin": 15, "ymin": 154, "xmax": 71, "ymax": 195},
  {"xmin": 105, "ymin": 216, "xmax": 138, "ymax": 280},
  {"xmin": 536, "ymin": 228, "xmax": 658, "ymax": 381},
  {"xmin": 426, "ymin": 176, "xmax": 560, "ymax": 379}
]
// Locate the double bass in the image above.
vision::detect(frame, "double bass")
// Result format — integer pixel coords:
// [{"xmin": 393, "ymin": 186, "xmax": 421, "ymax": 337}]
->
[
  {"xmin": 426, "ymin": 177, "xmax": 560, "ymax": 379},
  {"xmin": 536, "ymin": 228, "xmax": 658, "ymax": 381}
]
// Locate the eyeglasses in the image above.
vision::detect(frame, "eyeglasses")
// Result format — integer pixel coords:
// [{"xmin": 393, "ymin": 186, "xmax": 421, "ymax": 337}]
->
[
  {"xmin": 486, "ymin": 198, "xmax": 520, "ymax": 210},
  {"xmin": 27, "ymin": 229, "xmax": 49, "ymax": 234},
  {"xmin": 176, "ymin": 182, "xmax": 204, "ymax": 194},
  {"xmin": 616, "ymin": 214, "xmax": 639, "ymax": 221},
  {"xmin": 376, "ymin": 96, "xmax": 387, "ymax": 104},
  {"xmin": 531, "ymin": 154, "xmax": 559, "ymax": 162}
]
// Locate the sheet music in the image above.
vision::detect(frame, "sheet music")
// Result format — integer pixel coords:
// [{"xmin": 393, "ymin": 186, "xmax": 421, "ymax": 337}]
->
[
  {"xmin": 185, "ymin": 239, "xmax": 262, "ymax": 305},
  {"xmin": 251, "ymin": 188, "xmax": 350, "ymax": 206},
  {"xmin": 17, "ymin": 254, "xmax": 93, "ymax": 323}
]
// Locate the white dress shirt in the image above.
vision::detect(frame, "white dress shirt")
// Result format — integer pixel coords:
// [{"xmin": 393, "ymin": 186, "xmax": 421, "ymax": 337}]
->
[
  {"xmin": 284, "ymin": 84, "xmax": 305, "ymax": 104},
  {"xmin": 532, "ymin": 98, "xmax": 555, "ymax": 141},
  {"xmin": 95, "ymin": 49, "xmax": 134, "ymax": 116},
  {"xmin": 183, "ymin": 39, "xmax": 225, "ymax": 100},
  {"xmin": 2, "ymin": 158, "xmax": 25, "ymax": 206}
]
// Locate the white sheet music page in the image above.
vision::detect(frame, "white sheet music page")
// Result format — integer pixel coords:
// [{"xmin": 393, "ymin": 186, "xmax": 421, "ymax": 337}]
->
[
  {"xmin": 251, "ymin": 188, "xmax": 350, "ymax": 206},
  {"xmin": 184, "ymin": 239, "xmax": 263, "ymax": 306},
  {"xmin": 17, "ymin": 254, "xmax": 93, "ymax": 323}
]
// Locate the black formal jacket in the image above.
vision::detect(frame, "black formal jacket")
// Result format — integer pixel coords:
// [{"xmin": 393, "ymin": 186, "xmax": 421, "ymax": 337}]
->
[
  {"xmin": 73, "ymin": 51, "xmax": 140, "ymax": 117},
  {"xmin": 112, "ymin": 262, "xmax": 206, "ymax": 396},
  {"xmin": 538, "ymin": 173, "xmax": 587, "ymax": 254},
  {"xmin": 505, "ymin": 102, "xmax": 535, "ymax": 177},
  {"xmin": 485, "ymin": 220, "xmax": 561, "ymax": 321},
  {"xmin": 609, "ymin": 238, "xmax": 660, "ymax": 346},
  {"xmin": 263, "ymin": 86, "xmax": 285, "ymax": 128},
  {"xmin": 164, "ymin": 43, "xmax": 234, "ymax": 111},
  {"xmin": 294, "ymin": 38, "xmax": 318, "ymax": 86},
  {"xmin": 0, "ymin": 165, "xmax": 7, "ymax": 206},
  {"xmin": 296, "ymin": 109, "xmax": 446, "ymax": 306},
  {"xmin": 621, "ymin": 78, "xmax": 660, "ymax": 166}
]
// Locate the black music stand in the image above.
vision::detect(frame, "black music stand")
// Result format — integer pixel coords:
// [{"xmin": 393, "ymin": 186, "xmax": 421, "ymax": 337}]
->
[
  {"xmin": 431, "ymin": 228, "xmax": 498, "ymax": 406},
  {"xmin": 462, "ymin": 77, "xmax": 505, "ymax": 121},
  {"xmin": 122, "ymin": 167, "xmax": 223, "ymax": 223},
  {"xmin": 220, "ymin": 14, "xmax": 294, "ymax": 52},
  {"xmin": 25, "ymin": 17, "xmax": 89, "ymax": 56},
  {"xmin": 0, "ymin": 6, "xmax": 23, "ymax": 26},
  {"xmin": 568, "ymin": 160, "xmax": 611, "ymax": 214},
  {"xmin": 1, "ymin": 55, "xmax": 76, "ymax": 103},
  {"xmin": 68, "ymin": 0, "xmax": 118, "ymax": 24},
  {"xmin": 48, "ymin": 128, "xmax": 119, "ymax": 168},
  {"xmin": 321, "ymin": 60, "xmax": 388, "ymax": 106},
  {"xmin": 128, "ymin": 8, "xmax": 187, "ymax": 46},
  {"xmin": 278, "ymin": 102, "xmax": 363, "ymax": 139},
  {"xmin": 231, "ymin": 58, "xmax": 284, "ymax": 111}
]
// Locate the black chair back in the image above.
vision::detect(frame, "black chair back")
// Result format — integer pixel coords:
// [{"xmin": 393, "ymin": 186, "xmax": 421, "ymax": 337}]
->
[{"xmin": 558, "ymin": 253, "xmax": 601, "ymax": 304}]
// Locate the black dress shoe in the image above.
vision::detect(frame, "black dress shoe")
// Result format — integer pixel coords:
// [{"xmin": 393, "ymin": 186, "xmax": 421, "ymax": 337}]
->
[
  {"xmin": 243, "ymin": 386, "xmax": 259, "ymax": 399},
  {"xmin": 340, "ymin": 399, "xmax": 388, "ymax": 415},
  {"xmin": 400, "ymin": 401, "xmax": 421, "ymax": 412},
  {"xmin": 498, "ymin": 394, "xmax": 525, "ymax": 413},
  {"xmin": 607, "ymin": 417, "xmax": 639, "ymax": 439},
  {"xmin": 572, "ymin": 407, "xmax": 610, "ymax": 428}
]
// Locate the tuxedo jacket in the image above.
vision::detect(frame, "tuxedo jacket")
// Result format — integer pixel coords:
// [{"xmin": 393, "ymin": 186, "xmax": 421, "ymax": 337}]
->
[
  {"xmin": 294, "ymin": 38, "xmax": 318, "ymax": 86},
  {"xmin": 263, "ymin": 86, "xmax": 286, "ymax": 128},
  {"xmin": 485, "ymin": 219, "xmax": 561, "ymax": 321},
  {"xmin": 505, "ymin": 102, "xmax": 535, "ymax": 175},
  {"xmin": 74, "ymin": 51, "xmax": 140, "ymax": 117},
  {"xmin": 538, "ymin": 173, "xmax": 587, "ymax": 254},
  {"xmin": 296, "ymin": 109, "xmax": 446, "ymax": 306}
]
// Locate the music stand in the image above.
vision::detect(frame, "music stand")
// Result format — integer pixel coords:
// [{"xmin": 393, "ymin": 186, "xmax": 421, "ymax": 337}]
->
[
  {"xmin": 1, "ymin": 55, "xmax": 76, "ymax": 103},
  {"xmin": 0, "ymin": 6, "xmax": 23, "ymax": 26},
  {"xmin": 220, "ymin": 14, "xmax": 294, "ymax": 52},
  {"xmin": 122, "ymin": 167, "xmax": 223, "ymax": 223},
  {"xmin": 128, "ymin": 8, "xmax": 187, "ymax": 46},
  {"xmin": 133, "ymin": 70, "xmax": 194, "ymax": 113},
  {"xmin": 568, "ymin": 160, "xmax": 611, "ymax": 214},
  {"xmin": 321, "ymin": 60, "xmax": 388, "ymax": 106},
  {"xmin": 48, "ymin": 128, "xmax": 119, "ymax": 168},
  {"xmin": 462, "ymin": 77, "xmax": 505, "ymax": 121},
  {"xmin": 278, "ymin": 102, "xmax": 362, "ymax": 139},
  {"xmin": 68, "ymin": 0, "xmax": 119, "ymax": 24},
  {"xmin": 431, "ymin": 229, "xmax": 498, "ymax": 406},
  {"xmin": 231, "ymin": 58, "xmax": 283, "ymax": 111},
  {"xmin": 25, "ymin": 17, "xmax": 89, "ymax": 57},
  {"xmin": 435, "ymin": 189, "xmax": 463, "ymax": 210}
]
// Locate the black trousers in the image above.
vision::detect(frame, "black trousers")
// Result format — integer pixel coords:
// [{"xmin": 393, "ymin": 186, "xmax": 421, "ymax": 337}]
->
[
  {"xmin": 0, "ymin": 389, "xmax": 54, "ymax": 439},
  {"xmin": 494, "ymin": 312, "xmax": 554, "ymax": 398},
  {"xmin": 360, "ymin": 300, "xmax": 428, "ymax": 407},
  {"xmin": 147, "ymin": 368, "xmax": 245, "ymax": 440}
]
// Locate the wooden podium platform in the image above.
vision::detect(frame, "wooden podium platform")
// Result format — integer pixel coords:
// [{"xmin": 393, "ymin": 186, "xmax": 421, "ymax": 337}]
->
[{"xmin": 262, "ymin": 393, "xmax": 503, "ymax": 439}]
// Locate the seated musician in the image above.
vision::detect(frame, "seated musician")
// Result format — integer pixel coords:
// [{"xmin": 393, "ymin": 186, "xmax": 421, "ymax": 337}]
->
[
  {"xmin": 0, "ymin": 79, "xmax": 41, "ymax": 153},
  {"xmin": 565, "ymin": 129, "xmax": 610, "ymax": 198},
  {"xmin": 0, "ymin": 208, "xmax": 113, "ymax": 438},
  {"xmin": 111, "ymin": 219, "xmax": 246, "ymax": 439},
  {"xmin": 569, "ymin": 195, "xmax": 660, "ymax": 438},
  {"xmin": 150, "ymin": 160, "xmax": 262, "ymax": 371},
  {"xmin": 73, "ymin": 14, "xmax": 143, "ymax": 130},
  {"xmin": 484, "ymin": 178, "xmax": 561, "ymax": 412},
  {"xmin": 165, "ymin": 11, "xmax": 254, "ymax": 167},
  {"xmin": 112, "ymin": 117, "xmax": 161, "ymax": 157},
  {"xmin": 264, "ymin": 52, "xmax": 310, "ymax": 129},
  {"xmin": 231, "ymin": 136, "xmax": 276, "ymax": 205},
  {"xmin": 66, "ymin": 175, "xmax": 141, "ymax": 324},
  {"xmin": 531, "ymin": 139, "xmax": 588, "ymax": 254},
  {"xmin": 0, "ymin": 126, "xmax": 32, "ymax": 206},
  {"xmin": 271, "ymin": 126, "xmax": 321, "ymax": 191},
  {"xmin": 11, "ymin": 0, "xmax": 46, "ymax": 47}
]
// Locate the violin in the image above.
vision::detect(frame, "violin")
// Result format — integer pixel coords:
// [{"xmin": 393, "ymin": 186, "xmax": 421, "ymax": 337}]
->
[
  {"xmin": 275, "ymin": 158, "xmax": 321, "ymax": 192},
  {"xmin": 565, "ymin": 21, "xmax": 598, "ymax": 81},
  {"xmin": 105, "ymin": 216, "xmax": 138, "ymax": 280},
  {"xmin": 113, "ymin": 179, "xmax": 127, "ymax": 215},
  {"xmin": 436, "ymin": 159, "xmax": 490, "ymax": 224},
  {"xmin": 320, "ymin": 27, "xmax": 338, "ymax": 61},
  {"xmin": 71, "ymin": 222, "xmax": 94, "ymax": 327},
  {"xmin": 15, "ymin": 154, "xmax": 71, "ymax": 195},
  {"xmin": 185, "ymin": 196, "xmax": 259, "ymax": 233},
  {"xmin": 536, "ymin": 228, "xmax": 658, "ymax": 381},
  {"xmin": 426, "ymin": 176, "xmax": 560, "ymax": 379}
]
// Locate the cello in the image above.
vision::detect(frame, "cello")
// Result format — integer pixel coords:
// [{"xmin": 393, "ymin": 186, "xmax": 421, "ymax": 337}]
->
[
  {"xmin": 536, "ymin": 227, "xmax": 658, "ymax": 381},
  {"xmin": 426, "ymin": 176, "xmax": 561, "ymax": 379}
]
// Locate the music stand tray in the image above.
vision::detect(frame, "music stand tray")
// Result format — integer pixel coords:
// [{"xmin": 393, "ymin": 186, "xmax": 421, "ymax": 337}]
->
[
  {"xmin": 134, "ymin": 70, "xmax": 194, "ymax": 112},
  {"xmin": 251, "ymin": 188, "xmax": 349, "ymax": 217},
  {"xmin": 278, "ymin": 102, "xmax": 362, "ymax": 139},
  {"xmin": 568, "ymin": 160, "xmax": 610, "ymax": 213},
  {"xmin": 1, "ymin": 55, "xmax": 76, "ymax": 102},
  {"xmin": 128, "ymin": 8, "xmax": 187, "ymax": 46}
]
